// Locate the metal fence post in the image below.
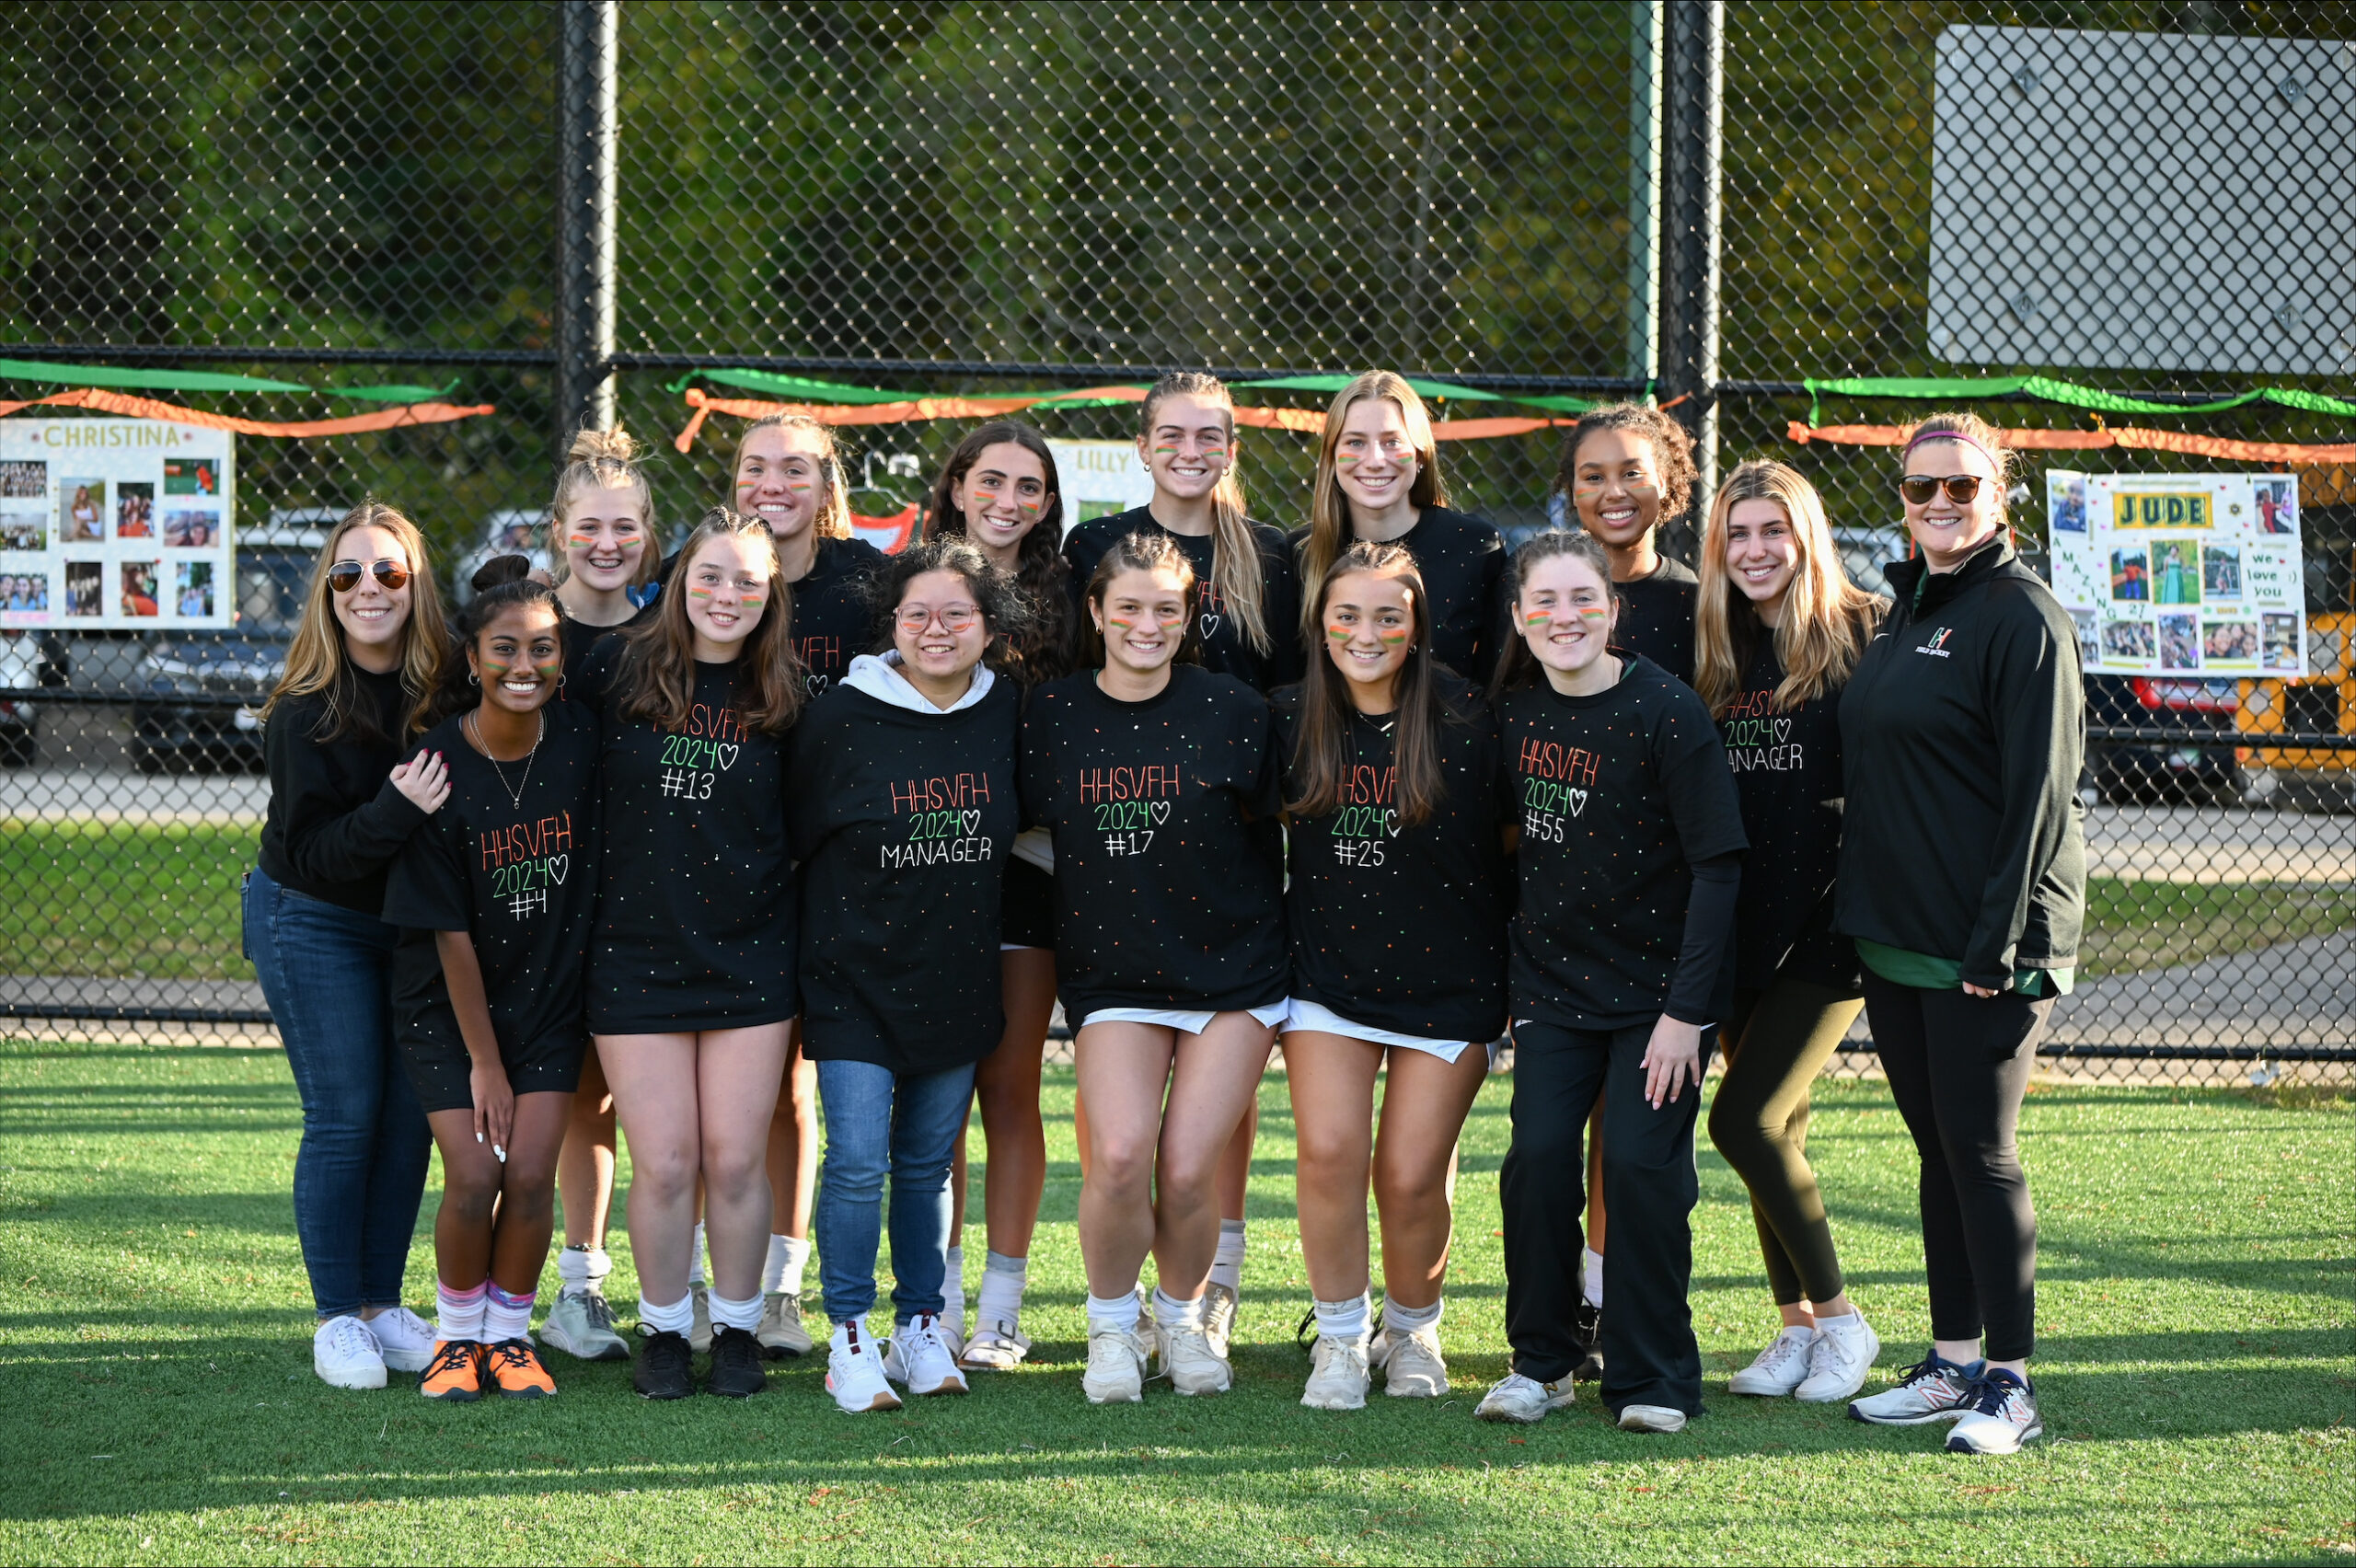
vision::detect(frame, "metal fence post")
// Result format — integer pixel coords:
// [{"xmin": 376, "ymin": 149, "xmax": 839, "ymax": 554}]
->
[
  {"xmin": 1659, "ymin": 0, "xmax": 1722, "ymax": 522},
  {"xmin": 1623, "ymin": 0, "xmax": 1664, "ymax": 390},
  {"xmin": 556, "ymin": 0, "xmax": 618, "ymax": 448}
]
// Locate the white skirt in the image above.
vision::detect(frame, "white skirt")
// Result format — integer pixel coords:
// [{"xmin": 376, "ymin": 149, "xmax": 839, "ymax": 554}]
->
[
  {"xmin": 1077, "ymin": 1002, "xmax": 1289, "ymax": 1035},
  {"xmin": 1282, "ymin": 996, "xmax": 1477, "ymax": 1064}
]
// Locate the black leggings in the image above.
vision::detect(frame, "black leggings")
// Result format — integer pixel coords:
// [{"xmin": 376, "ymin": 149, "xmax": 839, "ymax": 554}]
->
[
  {"xmin": 1862, "ymin": 973, "xmax": 2051, "ymax": 1362},
  {"xmin": 1707, "ymin": 976, "xmax": 1864, "ymax": 1307}
]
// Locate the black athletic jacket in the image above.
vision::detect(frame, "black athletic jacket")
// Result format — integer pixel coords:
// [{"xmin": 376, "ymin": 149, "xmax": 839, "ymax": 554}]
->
[{"xmin": 1834, "ymin": 536, "xmax": 2086, "ymax": 989}]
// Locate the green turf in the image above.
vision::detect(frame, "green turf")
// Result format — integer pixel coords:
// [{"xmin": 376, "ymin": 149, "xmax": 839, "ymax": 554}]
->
[
  {"xmin": 0, "ymin": 1043, "xmax": 2348, "ymax": 1565},
  {"xmin": 5, "ymin": 818, "xmax": 2348, "ymax": 984}
]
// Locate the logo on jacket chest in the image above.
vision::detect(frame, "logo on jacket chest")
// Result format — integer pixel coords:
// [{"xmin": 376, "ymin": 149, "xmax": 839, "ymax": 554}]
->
[{"xmin": 1916, "ymin": 627, "xmax": 1956, "ymax": 658}]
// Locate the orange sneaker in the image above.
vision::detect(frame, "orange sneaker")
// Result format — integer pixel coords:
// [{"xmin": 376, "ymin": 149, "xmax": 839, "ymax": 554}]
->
[
  {"xmin": 485, "ymin": 1337, "xmax": 557, "ymax": 1400},
  {"xmin": 420, "ymin": 1340, "xmax": 484, "ymax": 1401}
]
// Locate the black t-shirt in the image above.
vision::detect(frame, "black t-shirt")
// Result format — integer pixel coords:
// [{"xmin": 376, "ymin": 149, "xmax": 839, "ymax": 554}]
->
[
  {"xmin": 1612, "ymin": 554, "xmax": 1699, "ymax": 686},
  {"xmin": 1274, "ymin": 674, "xmax": 1509, "ymax": 1042},
  {"xmin": 1063, "ymin": 509, "xmax": 1304, "ymax": 692},
  {"xmin": 578, "ymin": 643, "xmax": 797, "ymax": 1033},
  {"xmin": 786, "ymin": 676, "xmax": 1021, "ymax": 1074},
  {"xmin": 1020, "ymin": 663, "xmax": 1287, "ymax": 1022},
  {"xmin": 560, "ymin": 614, "xmax": 635, "ymax": 704},
  {"xmin": 1292, "ymin": 507, "xmax": 1508, "ymax": 685},
  {"xmin": 790, "ymin": 535, "xmax": 888, "ymax": 697},
  {"xmin": 1720, "ymin": 635, "xmax": 1856, "ymax": 993},
  {"xmin": 1498, "ymin": 655, "xmax": 1748, "ymax": 1028},
  {"xmin": 259, "ymin": 667, "xmax": 428, "ymax": 915},
  {"xmin": 381, "ymin": 702, "xmax": 601, "ymax": 1058}
]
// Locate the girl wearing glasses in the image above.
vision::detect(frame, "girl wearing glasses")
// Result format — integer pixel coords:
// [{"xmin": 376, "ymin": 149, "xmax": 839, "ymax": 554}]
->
[
  {"xmin": 1477, "ymin": 530, "xmax": 1745, "ymax": 1435},
  {"xmin": 578, "ymin": 507, "xmax": 805, "ymax": 1402},
  {"xmin": 1691, "ymin": 461, "xmax": 1888, "ymax": 1406},
  {"xmin": 1840, "ymin": 412, "xmax": 2085, "ymax": 1457},
  {"xmin": 921, "ymin": 421, "xmax": 1073, "ymax": 1369},
  {"xmin": 785, "ymin": 540, "xmax": 1023, "ymax": 1412},
  {"xmin": 1022, "ymin": 532, "xmax": 1287, "ymax": 1405},
  {"xmin": 249, "ymin": 501, "xmax": 451, "ymax": 1390}
]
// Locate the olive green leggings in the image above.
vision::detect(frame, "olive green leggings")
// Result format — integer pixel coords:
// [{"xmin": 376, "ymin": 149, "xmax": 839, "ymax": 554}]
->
[{"xmin": 1706, "ymin": 976, "xmax": 1865, "ymax": 1306}]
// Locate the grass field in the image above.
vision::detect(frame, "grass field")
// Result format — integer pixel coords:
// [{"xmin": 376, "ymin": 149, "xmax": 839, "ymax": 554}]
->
[
  {"xmin": 0, "ymin": 1042, "xmax": 2349, "ymax": 1566},
  {"xmin": 6, "ymin": 821, "xmax": 2350, "ymax": 982}
]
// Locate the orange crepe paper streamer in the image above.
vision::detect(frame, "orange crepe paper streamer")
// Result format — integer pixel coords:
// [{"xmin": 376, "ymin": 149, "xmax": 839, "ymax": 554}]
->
[
  {"xmin": 1787, "ymin": 420, "xmax": 2356, "ymax": 466},
  {"xmin": 1431, "ymin": 415, "xmax": 1581, "ymax": 441},
  {"xmin": 677, "ymin": 385, "xmax": 1151, "ymax": 452},
  {"xmin": 0, "ymin": 385, "xmax": 494, "ymax": 437}
]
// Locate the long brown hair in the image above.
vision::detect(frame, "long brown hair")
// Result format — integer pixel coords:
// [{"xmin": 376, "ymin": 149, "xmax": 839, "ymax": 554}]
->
[
  {"xmin": 1285, "ymin": 541, "xmax": 1454, "ymax": 829},
  {"xmin": 610, "ymin": 508, "xmax": 804, "ymax": 733},
  {"xmin": 262, "ymin": 499, "xmax": 446, "ymax": 742},
  {"xmin": 1078, "ymin": 529, "xmax": 1206, "ymax": 669},
  {"xmin": 1487, "ymin": 529, "xmax": 1618, "ymax": 698},
  {"xmin": 923, "ymin": 420, "xmax": 1072, "ymax": 685},
  {"xmin": 1298, "ymin": 371, "xmax": 1447, "ymax": 640},
  {"xmin": 549, "ymin": 425, "xmax": 658, "ymax": 588},
  {"xmin": 1694, "ymin": 460, "xmax": 1886, "ymax": 717},
  {"xmin": 733, "ymin": 413, "xmax": 853, "ymax": 541},
  {"xmin": 1139, "ymin": 371, "xmax": 1271, "ymax": 656}
]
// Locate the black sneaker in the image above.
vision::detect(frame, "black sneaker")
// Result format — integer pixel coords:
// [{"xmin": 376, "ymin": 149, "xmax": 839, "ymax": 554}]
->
[
  {"xmin": 707, "ymin": 1323, "xmax": 768, "ymax": 1399},
  {"xmin": 1570, "ymin": 1302, "xmax": 1605, "ymax": 1382},
  {"xmin": 633, "ymin": 1328, "xmax": 695, "ymax": 1401}
]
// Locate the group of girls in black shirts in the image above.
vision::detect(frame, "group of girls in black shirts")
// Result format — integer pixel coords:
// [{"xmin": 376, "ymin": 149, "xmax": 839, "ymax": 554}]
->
[{"xmin": 251, "ymin": 376, "xmax": 2082, "ymax": 1456}]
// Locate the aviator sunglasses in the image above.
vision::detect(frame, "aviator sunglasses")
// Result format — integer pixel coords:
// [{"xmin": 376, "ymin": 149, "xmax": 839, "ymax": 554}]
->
[
  {"xmin": 1898, "ymin": 474, "xmax": 1984, "ymax": 506},
  {"xmin": 327, "ymin": 559, "xmax": 411, "ymax": 594}
]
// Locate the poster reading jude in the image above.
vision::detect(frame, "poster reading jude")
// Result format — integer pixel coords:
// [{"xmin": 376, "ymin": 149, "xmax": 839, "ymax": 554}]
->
[{"xmin": 0, "ymin": 419, "xmax": 237, "ymax": 629}]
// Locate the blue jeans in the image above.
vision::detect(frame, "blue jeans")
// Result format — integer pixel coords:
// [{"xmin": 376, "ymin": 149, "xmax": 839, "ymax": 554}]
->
[
  {"xmin": 813, "ymin": 1057, "xmax": 976, "ymax": 1326},
  {"xmin": 242, "ymin": 867, "xmax": 431, "ymax": 1319}
]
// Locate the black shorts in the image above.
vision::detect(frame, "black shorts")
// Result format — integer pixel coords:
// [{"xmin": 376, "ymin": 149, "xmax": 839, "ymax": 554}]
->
[
  {"xmin": 397, "ymin": 998, "xmax": 586, "ymax": 1113},
  {"xmin": 1001, "ymin": 857, "xmax": 1057, "ymax": 950}
]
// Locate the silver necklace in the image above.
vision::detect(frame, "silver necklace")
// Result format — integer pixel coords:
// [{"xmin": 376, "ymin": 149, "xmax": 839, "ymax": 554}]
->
[{"xmin": 468, "ymin": 709, "xmax": 543, "ymax": 813}]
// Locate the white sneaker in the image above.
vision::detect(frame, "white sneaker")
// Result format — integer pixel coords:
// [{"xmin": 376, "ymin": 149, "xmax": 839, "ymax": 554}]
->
[
  {"xmin": 1848, "ymin": 1349, "xmax": 1983, "ymax": 1425},
  {"xmin": 364, "ymin": 1306, "xmax": 437, "ymax": 1374},
  {"xmin": 1946, "ymin": 1369, "xmax": 2042, "ymax": 1455},
  {"xmin": 313, "ymin": 1315, "xmax": 387, "ymax": 1390},
  {"xmin": 1727, "ymin": 1326, "xmax": 1817, "ymax": 1396},
  {"xmin": 1618, "ymin": 1402, "xmax": 1688, "ymax": 1434},
  {"xmin": 756, "ymin": 1292, "xmax": 814, "ymax": 1359},
  {"xmin": 541, "ymin": 1288, "xmax": 630, "ymax": 1362},
  {"xmin": 958, "ymin": 1319, "xmax": 1034, "ymax": 1372},
  {"xmin": 1475, "ymin": 1371, "xmax": 1574, "ymax": 1424},
  {"xmin": 1372, "ymin": 1322, "xmax": 1449, "ymax": 1398},
  {"xmin": 1082, "ymin": 1323, "xmax": 1150, "ymax": 1405},
  {"xmin": 689, "ymin": 1285, "xmax": 712, "ymax": 1354},
  {"xmin": 1300, "ymin": 1335, "xmax": 1369, "ymax": 1411},
  {"xmin": 883, "ymin": 1314, "xmax": 969, "ymax": 1396},
  {"xmin": 1200, "ymin": 1280, "xmax": 1239, "ymax": 1361},
  {"xmin": 1159, "ymin": 1322, "xmax": 1233, "ymax": 1396},
  {"xmin": 1795, "ymin": 1314, "xmax": 1881, "ymax": 1403},
  {"xmin": 824, "ymin": 1321, "xmax": 904, "ymax": 1413}
]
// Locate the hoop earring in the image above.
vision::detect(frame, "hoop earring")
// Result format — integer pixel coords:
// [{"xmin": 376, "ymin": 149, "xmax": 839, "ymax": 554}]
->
[
  {"xmin": 556, "ymin": 674, "xmax": 567, "ymax": 693},
  {"xmin": 468, "ymin": 671, "xmax": 479, "ymax": 686}
]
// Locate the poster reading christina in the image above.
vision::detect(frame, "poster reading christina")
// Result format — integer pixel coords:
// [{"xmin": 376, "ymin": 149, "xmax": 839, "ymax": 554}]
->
[
  {"xmin": 0, "ymin": 420, "xmax": 236, "ymax": 629},
  {"xmin": 2049, "ymin": 472, "xmax": 2304, "ymax": 677}
]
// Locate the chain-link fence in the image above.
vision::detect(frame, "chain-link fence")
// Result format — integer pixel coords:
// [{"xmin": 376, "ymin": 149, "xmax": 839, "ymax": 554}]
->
[{"xmin": 1, "ymin": 1, "xmax": 2349, "ymax": 1083}]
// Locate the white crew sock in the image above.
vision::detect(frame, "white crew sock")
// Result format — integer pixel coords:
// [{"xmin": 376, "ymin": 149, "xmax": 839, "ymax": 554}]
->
[
  {"xmin": 436, "ymin": 1278, "xmax": 488, "ymax": 1341},
  {"xmin": 1313, "ymin": 1293, "xmax": 1371, "ymax": 1345},
  {"xmin": 943, "ymin": 1244, "xmax": 966, "ymax": 1322},
  {"xmin": 556, "ymin": 1243, "xmax": 611, "ymax": 1295},
  {"xmin": 1382, "ymin": 1293, "xmax": 1443, "ymax": 1334},
  {"xmin": 1085, "ymin": 1290, "xmax": 1141, "ymax": 1333},
  {"xmin": 690, "ymin": 1222, "xmax": 708, "ymax": 1287},
  {"xmin": 763, "ymin": 1234, "xmax": 811, "ymax": 1296},
  {"xmin": 709, "ymin": 1288, "xmax": 762, "ymax": 1334},
  {"xmin": 1813, "ymin": 1309, "xmax": 1861, "ymax": 1332},
  {"xmin": 639, "ymin": 1291, "xmax": 694, "ymax": 1337},
  {"xmin": 1152, "ymin": 1286, "xmax": 1205, "ymax": 1332},
  {"xmin": 483, "ymin": 1284, "xmax": 535, "ymax": 1343},
  {"xmin": 976, "ymin": 1251, "xmax": 1028, "ymax": 1330},
  {"xmin": 1581, "ymin": 1245, "xmax": 1605, "ymax": 1310},
  {"xmin": 1208, "ymin": 1219, "xmax": 1246, "ymax": 1295}
]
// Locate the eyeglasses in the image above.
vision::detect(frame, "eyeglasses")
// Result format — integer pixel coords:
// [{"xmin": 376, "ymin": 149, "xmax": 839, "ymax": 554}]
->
[
  {"xmin": 895, "ymin": 603, "xmax": 981, "ymax": 633},
  {"xmin": 1899, "ymin": 474, "xmax": 1984, "ymax": 506},
  {"xmin": 327, "ymin": 559, "xmax": 411, "ymax": 594}
]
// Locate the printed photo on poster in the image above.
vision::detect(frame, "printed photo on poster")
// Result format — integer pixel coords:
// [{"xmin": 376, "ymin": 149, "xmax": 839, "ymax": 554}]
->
[
  {"xmin": 2262, "ymin": 613, "xmax": 2302, "ymax": 671},
  {"xmin": 174, "ymin": 560, "xmax": 214, "ymax": 617},
  {"xmin": 1, "ymin": 570, "xmax": 49, "ymax": 614},
  {"xmin": 2253, "ymin": 478, "xmax": 2295, "ymax": 535},
  {"xmin": 2070, "ymin": 608, "xmax": 2098, "ymax": 664},
  {"xmin": 63, "ymin": 560, "xmax": 102, "ymax": 617},
  {"xmin": 2110, "ymin": 546, "xmax": 2150, "ymax": 601},
  {"xmin": 2102, "ymin": 618, "xmax": 2156, "ymax": 663},
  {"xmin": 164, "ymin": 507, "xmax": 221, "ymax": 548},
  {"xmin": 115, "ymin": 481, "xmax": 154, "ymax": 538},
  {"xmin": 60, "ymin": 478, "xmax": 106, "ymax": 542},
  {"xmin": 2200, "ymin": 544, "xmax": 2242, "ymax": 601},
  {"xmin": 2152, "ymin": 539, "xmax": 2200, "ymax": 605},
  {"xmin": 164, "ymin": 456, "xmax": 221, "ymax": 497},
  {"xmin": 0, "ymin": 460, "xmax": 44, "ymax": 500},
  {"xmin": 2201, "ymin": 619, "xmax": 2257, "ymax": 667},
  {"xmin": 2158, "ymin": 612, "xmax": 2200, "ymax": 671},
  {"xmin": 2049, "ymin": 470, "xmax": 2087, "ymax": 533},
  {"xmin": 0, "ymin": 513, "xmax": 41, "ymax": 551},
  {"xmin": 120, "ymin": 560, "xmax": 160, "ymax": 618}
]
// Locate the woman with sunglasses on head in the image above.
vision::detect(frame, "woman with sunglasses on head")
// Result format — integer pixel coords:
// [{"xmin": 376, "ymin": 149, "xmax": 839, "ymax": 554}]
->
[
  {"xmin": 1023, "ymin": 531, "xmax": 1287, "ymax": 1405},
  {"xmin": 248, "ymin": 502, "xmax": 451, "ymax": 1390},
  {"xmin": 1840, "ymin": 413, "xmax": 2085, "ymax": 1457},
  {"xmin": 787, "ymin": 540, "xmax": 1023, "ymax": 1412},
  {"xmin": 1478, "ymin": 531, "xmax": 1746, "ymax": 1435},
  {"xmin": 1276, "ymin": 541, "xmax": 1509, "ymax": 1411},
  {"xmin": 1063, "ymin": 372, "xmax": 1302, "ymax": 1355},
  {"xmin": 922, "ymin": 421, "xmax": 1074, "ymax": 1369},
  {"xmin": 1692, "ymin": 462, "xmax": 1888, "ymax": 1406},
  {"xmin": 577, "ymin": 508, "xmax": 805, "ymax": 1401}
]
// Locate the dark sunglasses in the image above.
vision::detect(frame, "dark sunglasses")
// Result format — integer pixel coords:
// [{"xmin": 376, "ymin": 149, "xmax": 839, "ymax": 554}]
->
[
  {"xmin": 327, "ymin": 559, "xmax": 411, "ymax": 594},
  {"xmin": 1898, "ymin": 474, "xmax": 1983, "ymax": 506}
]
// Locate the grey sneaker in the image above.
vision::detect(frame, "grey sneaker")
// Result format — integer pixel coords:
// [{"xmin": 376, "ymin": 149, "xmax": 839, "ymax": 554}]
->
[
  {"xmin": 1372, "ymin": 1321, "xmax": 1449, "ymax": 1398},
  {"xmin": 1082, "ymin": 1323, "xmax": 1150, "ymax": 1405},
  {"xmin": 1795, "ymin": 1314, "xmax": 1880, "ymax": 1403},
  {"xmin": 1159, "ymin": 1322, "xmax": 1232, "ymax": 1396},
  {"xmin": 756, "ymin": 1291, "xmax": 814, "ymax": 1359},
  {"xmin": 1946, "ymin": 1369, "xmax": 2042, "ymax": 1454},
  {"xmin": 541, "ymin": 1287, "xmax": 630, "ymax": 1363},
  {"xmin": 1727, "ymin": 1326, "xmax": 1816, "ymax": 1397},
  {"xmin": 1848, "ymin": 1349, "xmax": 1983, "ymax": 1424},
  {"xmin": 1617, "ymin": 1402, "xmax": 1688, "ymax": 1434},
  {"xmin": 1200, "ymin": 1280, "xmax": 1239, "ymax": 1361},
  {"xmin": 1299, "ymin": 1335, "xmax": 1369, "ymax": 1411},
  {"xmin": 1475, "ymin": 1371, "xmax": 1574, "ymax": 1424}
]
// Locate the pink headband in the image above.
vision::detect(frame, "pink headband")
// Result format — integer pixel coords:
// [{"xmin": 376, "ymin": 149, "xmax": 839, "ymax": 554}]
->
[{"xmin": 1903, "ymin": 429, "xmax": 2003, "ymax": 469}]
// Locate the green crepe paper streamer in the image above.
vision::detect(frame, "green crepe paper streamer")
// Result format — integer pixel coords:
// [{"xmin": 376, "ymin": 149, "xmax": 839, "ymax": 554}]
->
[
  {"xmin": 667, "ymin": 367, "xmax": 924, "ymax": 404},
  {"xmin": 328, "ymin": 381, "xmax": 460, "ymax": 404},
  {"xmin": 0, "ymin": 358, "xmax": 313, "ymax": 394},
  {"xmin": 1805, "ymin": 375, "xmax": 2356, "ymax": 427},
  {"xmin": 1235, "ymin": 375, "xmax": 1509, "ymax": 403}
]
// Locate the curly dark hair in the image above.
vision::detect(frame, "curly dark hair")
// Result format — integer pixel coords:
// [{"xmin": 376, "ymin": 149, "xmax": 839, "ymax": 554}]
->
[
  {"xmin": 1552, "ymin": 401, "xmax": 1699, "ymax": 526},
  {"xmin": 860, "ymin": 536, "xmax": 1030, "ymax": 656}
]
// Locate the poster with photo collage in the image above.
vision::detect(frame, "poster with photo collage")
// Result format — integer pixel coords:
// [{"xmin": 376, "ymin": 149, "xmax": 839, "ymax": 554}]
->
[
  {"xmin": 2046, "ymin": 469, "xmax": 2304, "ymax": 678},
  {"xmin": 0, "ymin": 419, "xmax": 236, "ymax": 629}
]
